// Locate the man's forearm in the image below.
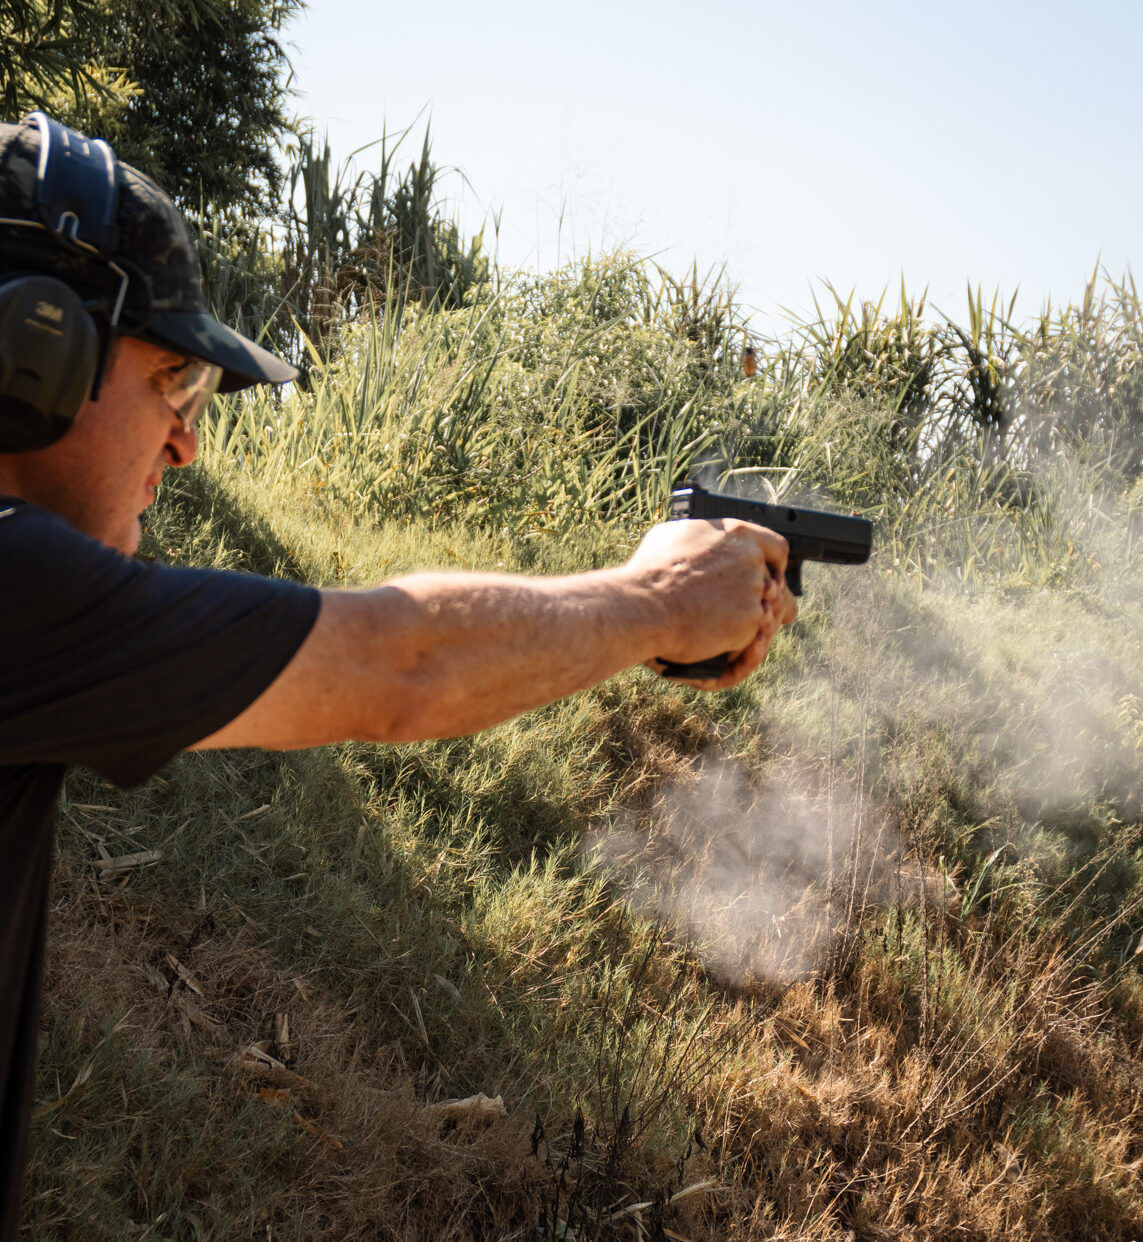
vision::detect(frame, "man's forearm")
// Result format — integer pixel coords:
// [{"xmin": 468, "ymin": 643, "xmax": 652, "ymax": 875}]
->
[
  {"xmin": 195, "ymin": 566, "xmax": 675, "ymax": 751},
  {"xmin": 192, "ymin": 517, "xmax": 793, "ymax": 753},
  {"xmin": 340, "ymin": 566, "xmax": 670, "ymax": 740}
]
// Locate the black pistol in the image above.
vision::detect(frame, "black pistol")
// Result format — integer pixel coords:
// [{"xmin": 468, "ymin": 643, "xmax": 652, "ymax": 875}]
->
[{"xmin": 658, "ymin": 482, "xmax": 874, "ymax": 680}]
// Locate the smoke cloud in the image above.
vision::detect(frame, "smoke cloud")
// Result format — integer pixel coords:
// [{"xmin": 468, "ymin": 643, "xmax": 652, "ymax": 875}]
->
[
  {"xmin": 585, "ymin": 751, "xmax": 923, "ymax": 988},
  {"xmin": 586, "ymin": 528, "xmax": 1142, "ymax": 988}
]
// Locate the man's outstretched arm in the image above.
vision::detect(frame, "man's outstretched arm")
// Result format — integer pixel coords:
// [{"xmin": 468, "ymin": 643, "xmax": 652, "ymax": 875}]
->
[{"xmin": 192, "ymin": 517, "xmax": 797, "ymax": 750}]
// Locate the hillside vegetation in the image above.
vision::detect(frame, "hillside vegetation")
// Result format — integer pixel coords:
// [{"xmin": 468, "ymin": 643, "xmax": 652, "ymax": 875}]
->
[{"xmin": 26, "ymin": 243, "xmax": 1143, "ymax": 1241}]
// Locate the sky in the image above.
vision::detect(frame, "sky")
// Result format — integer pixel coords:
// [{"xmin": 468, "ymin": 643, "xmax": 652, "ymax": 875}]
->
[{"xmin": 284, "ymin": 0, "xmax": 1142, "ymax": 334}]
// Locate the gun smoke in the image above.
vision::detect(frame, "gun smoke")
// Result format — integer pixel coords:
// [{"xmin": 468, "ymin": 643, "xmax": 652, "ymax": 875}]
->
[
  {"xmin": 586, "ymin": 485, "xmax": 1143, "ymax": 989},
  {"xmin": 586, "ymin": 752, "xmax": 929, "ymax": 988}
]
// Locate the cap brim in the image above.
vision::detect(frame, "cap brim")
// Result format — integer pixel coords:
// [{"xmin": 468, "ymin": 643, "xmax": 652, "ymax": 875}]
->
[{"xmin": 144, "ymin": 311, "xmax": 297, "ymax": 392}]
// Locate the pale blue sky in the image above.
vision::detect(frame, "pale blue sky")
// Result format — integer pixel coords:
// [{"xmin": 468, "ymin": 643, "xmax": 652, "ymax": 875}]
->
[{"xmin": 286, "ymin": 0, "xmax": 1141, "ymax": 332}]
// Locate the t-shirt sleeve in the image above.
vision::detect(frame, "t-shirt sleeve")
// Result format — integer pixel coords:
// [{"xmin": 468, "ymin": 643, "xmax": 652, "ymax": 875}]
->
[{"xmin": 0, "ymin": 501, "xmax": 321, "ymax": 787}]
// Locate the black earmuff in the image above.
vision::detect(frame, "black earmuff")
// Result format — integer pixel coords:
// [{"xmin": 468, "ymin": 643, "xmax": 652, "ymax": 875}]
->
[
  {"xmin": 0, "ymin": 274, "xmax": 100, "ymax": 450},
  {"xmin": 0, "ymin": 113, "xmax": 122, "ymax": 452}
]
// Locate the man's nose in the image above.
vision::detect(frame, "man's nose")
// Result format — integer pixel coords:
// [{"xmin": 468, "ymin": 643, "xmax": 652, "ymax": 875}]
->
[{"xmin": 165, "ymin": 421, "xmax": 198, "ymax": 467}]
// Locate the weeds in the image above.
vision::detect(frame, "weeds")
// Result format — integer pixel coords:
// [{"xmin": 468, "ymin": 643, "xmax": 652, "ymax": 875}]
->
[{"xmin": 24, "ymin": 208, "xmax": 1143, "ymax": 1239}]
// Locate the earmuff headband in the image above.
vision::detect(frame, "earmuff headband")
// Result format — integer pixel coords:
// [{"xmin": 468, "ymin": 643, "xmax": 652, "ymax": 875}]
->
[{"xmin": 32, "ymin": 112, "xmax": 120, "ymax": 254}]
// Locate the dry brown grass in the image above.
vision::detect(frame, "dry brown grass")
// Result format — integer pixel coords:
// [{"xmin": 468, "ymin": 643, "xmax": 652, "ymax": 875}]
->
[
  {"xmin": 34, "ymin": 859, "xmax": 548, "ymax": 1240},
  {"xmin": 32, "ymin": 772, "xmax": 1143, "ymax": 1242},
  {"xmin": 683, "ymin": 914, "xmax": 1143, "ymax": 1242}
]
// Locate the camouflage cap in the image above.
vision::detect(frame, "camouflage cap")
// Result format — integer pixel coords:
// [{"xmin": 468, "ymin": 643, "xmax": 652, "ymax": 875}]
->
[{"xmin": 0, "ymin": 115, "xmax": 296, "ymax": 392}]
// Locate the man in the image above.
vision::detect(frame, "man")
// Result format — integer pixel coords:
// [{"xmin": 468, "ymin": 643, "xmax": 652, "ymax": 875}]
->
[{"xmin": 0, "ymin": 113, "xmax": 796, "ymax": 1238}]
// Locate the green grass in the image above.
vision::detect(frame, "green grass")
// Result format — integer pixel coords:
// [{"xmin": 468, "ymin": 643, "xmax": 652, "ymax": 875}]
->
[{"xmin": 24, "ymin": 253, "xmax": 1143, "ymax": 1241}]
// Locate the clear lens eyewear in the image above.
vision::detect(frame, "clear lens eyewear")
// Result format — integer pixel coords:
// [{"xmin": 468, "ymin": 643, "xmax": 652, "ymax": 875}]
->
[{"xmin": 164, "ymin": 357, "xmax": 222, "ymax": 432}]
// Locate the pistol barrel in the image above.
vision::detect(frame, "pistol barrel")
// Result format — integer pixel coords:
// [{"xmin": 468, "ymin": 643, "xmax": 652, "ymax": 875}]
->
[{"xmin": 669, "ymin": 486, "xmax": 873, "ymax": 571}]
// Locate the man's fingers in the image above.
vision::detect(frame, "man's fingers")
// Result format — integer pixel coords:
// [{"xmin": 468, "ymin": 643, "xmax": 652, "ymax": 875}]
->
[
  {"xmin": 745, "ymin": 522, "xmax": 790, "ymax": 576},
  {"xmin": 649, "ymin": 621, "xmax": 776, "ymax": 690},
  {"xmin": 763, "ymin": 573, "xmax": 798, "ymax": 628}
]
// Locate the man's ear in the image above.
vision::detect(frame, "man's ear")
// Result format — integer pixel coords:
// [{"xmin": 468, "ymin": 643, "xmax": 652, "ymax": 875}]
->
[{"xmin": 0, "ymin": 274, "xmax": 100, "ymax": 451}]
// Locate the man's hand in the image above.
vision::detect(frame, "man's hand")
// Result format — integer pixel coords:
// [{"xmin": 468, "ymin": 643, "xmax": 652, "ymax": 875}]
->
[{"xmin": 626, "ymin": 517, "xmax": 797, "ymax": 690}]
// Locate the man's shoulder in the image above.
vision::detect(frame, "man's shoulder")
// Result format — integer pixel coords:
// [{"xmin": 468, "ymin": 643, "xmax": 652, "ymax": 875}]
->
[
  {"xmin": 0, "ymin": 495, "xmax": 320, "ymax": 786},
  {"xmin": 0, "ymin": 495, "xmax": 148, "ymax": 622},
  {"xmin": 0, "ymin": 494, "xmax": 319, "ymax": 641}
]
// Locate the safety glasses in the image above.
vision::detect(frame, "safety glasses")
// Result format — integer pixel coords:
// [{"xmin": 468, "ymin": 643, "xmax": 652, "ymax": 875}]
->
[{"xmin": 163, "ymin": 356, "xmax": 222, "ymax": 432}]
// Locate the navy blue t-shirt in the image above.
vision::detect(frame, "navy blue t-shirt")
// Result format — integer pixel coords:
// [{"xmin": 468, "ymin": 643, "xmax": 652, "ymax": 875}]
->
[{"xmin": 0, "ymin": 497, "xmax": 321, "ymax": 1241}]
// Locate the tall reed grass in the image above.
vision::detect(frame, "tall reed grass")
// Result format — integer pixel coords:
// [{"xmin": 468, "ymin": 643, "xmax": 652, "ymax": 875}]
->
[{"xmin": 197, "ymin": 238, "xmax": 1143, "ymax": 608}]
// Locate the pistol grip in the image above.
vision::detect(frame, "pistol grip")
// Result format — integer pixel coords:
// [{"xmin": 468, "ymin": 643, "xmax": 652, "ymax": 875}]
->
[{"xmin": 658, "ymin": 653, "xmax": 732, "ymax": 680}]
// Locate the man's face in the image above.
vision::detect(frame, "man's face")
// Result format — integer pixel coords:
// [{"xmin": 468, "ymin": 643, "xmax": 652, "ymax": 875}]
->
[{"xmin": 0, "ymin": 335, "xmax": 199, "ymax": 553}]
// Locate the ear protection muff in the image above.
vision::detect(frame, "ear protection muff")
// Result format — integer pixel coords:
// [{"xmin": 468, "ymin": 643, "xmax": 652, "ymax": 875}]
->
[
  {"xmin": 0, "ymin": 275, "xmax": 100, "ymax": 450},
  {"xmin": 0, "ymin": 113, "xmax": 126, "ymax": 452}
]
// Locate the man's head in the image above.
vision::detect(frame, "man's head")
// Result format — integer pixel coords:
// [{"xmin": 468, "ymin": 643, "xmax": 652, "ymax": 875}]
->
[
  {"xmin": 0, "ymin": 113, "xmax": 295, "ymax": 451},
  {"xmin": 0, "ymin": 114, "xmax": 296, "ymax": 552}
]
